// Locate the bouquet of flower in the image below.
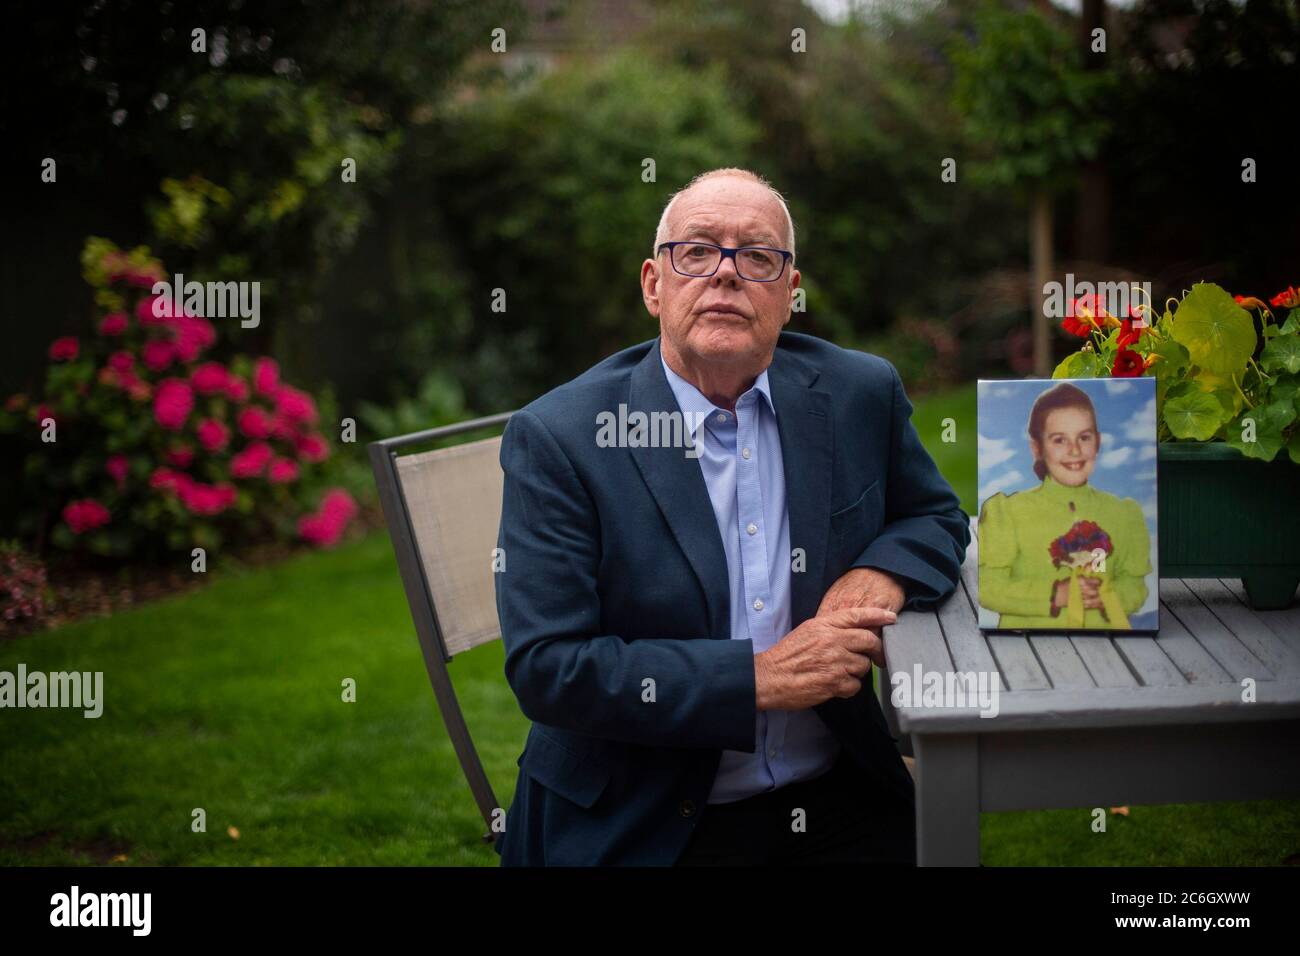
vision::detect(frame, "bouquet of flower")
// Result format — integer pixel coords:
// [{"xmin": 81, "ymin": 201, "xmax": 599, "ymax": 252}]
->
[{"xmin": 1049, "ymin": 520, "xmax": 1128, "ymax": 628}]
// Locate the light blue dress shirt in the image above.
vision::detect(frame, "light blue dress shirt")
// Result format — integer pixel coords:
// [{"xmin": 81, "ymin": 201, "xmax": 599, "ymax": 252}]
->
[{"xmin": 661, "ymin": 351, "xmax": 842, "ymax": 804}]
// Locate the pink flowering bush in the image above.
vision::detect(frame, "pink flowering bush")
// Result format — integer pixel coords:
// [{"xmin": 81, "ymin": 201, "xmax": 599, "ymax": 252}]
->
[
  {"xmin": 0, "ymin": 543, "xmax": 50, "ymax": 634},
  {"xmin": 0, "ymin": 238, "xmax": 357, "ymax": 558}
]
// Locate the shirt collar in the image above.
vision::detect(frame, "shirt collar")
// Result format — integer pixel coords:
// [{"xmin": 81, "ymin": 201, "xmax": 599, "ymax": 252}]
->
[{"xmin": 660, "ymin": 349, "xmax": 776, "ymax": 440}]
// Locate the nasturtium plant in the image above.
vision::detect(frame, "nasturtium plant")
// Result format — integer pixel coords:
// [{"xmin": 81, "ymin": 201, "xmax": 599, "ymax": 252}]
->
[{"xmin": 1053, "ymin": 280, "xmax": 1300, "ymax": 462}]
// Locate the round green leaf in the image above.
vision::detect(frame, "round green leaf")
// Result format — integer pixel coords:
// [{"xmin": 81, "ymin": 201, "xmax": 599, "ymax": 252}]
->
[
  {"xmin": 1169, "ymin": 282, "xmax": 1256, "ymax": 378},
  {"xmin": 1052, "ymin": 350, "xmax": 1104, "ymax": 379},
  {"xmin": 1225, "ymin": 399, "xmax": 1296, "ymax": 462},
  {"xmin": 1164, "ymin": 390, "xmax": 1229, "ymax": 441},
  {"xmin": 1261, "ymin": 332, "xmax": 1300, "ymax": 375}
]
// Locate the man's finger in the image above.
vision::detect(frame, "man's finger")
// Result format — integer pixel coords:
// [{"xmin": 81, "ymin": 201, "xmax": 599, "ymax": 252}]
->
[{"xmin": 829, "ymin": 605, "xmax": 898, "ymax": 629}]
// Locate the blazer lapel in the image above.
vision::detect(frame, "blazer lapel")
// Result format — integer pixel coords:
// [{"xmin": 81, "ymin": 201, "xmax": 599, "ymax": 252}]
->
[
  {"xmin": 766, "ymin": 345, "xmax": 833, "ymax": 627},
  {"xmin": 628, "ymin": 340, "xmax": 731, "ymax": 640}
]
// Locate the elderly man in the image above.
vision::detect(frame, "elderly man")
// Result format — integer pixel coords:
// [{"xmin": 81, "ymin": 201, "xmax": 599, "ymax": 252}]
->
[{"xmin": 493, "ymin": 168, "xmax": 969, "ymax": 866}]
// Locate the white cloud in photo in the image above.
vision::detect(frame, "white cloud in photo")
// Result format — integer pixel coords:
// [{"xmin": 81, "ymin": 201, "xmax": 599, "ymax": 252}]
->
[
  {"xmin": 1122, "ymin": 397, "xmax": 1157, "ymax": 442},
  {"xmin": 1138, "ymin": 443, "xmax": 1158, "ymax": 461},
  {"xmin": 979, "ymin": 469, "xmax": 1025, "ymax": 503},
  {"xmin": 978, "ymin": 432, "xmax": 1017, "ymax": 469},
  {"xmin": 1099, "ymin": 445, "xmax": 1135, "ymax": 468},
  {"xmin": 1103, "ymin": 379, "xmax": 1134, "ymax": 395},
  {"xmin": 979, "ymin": 383, "xmax": 1019, "ymax": 400}
]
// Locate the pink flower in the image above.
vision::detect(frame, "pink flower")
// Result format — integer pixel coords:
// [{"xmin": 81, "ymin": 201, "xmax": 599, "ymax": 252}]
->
[
  {"xmin": 269, "ymin": 413, "xmax": 297, "ymax": 441},
  {"xmin": 273, "ymin": 385, "xmax": 318, "ymax": 425},
  {"xmin": 297, "ymin": 489, "xmax": 356, "ymax": 546},
  {"xmin": 153, "ymin": 378, "xmax": 194, "ymax": 431},
  {"xmin": 178, "ymin": 480, "xmax": 235, "ymax": 516},
  {"xmin": 108, "ymin": 350, "xmax": 135, "ymax": 373},
  {"xmin": 172, "ymin": 315, "xmax": 216, "ymax": 363},
  {"xmin": 320, "ymin": 488, "xmax": 358, "ymax": 522},
  {"xmin": 137, "ymin": 295, "xmax": 175, "ymax": 325},
  {"xmin": 166, "ymin": 445, "xmax": 195, "ymax": 468},
  {"xmin": 295, "ymin": 433, "xmax": 329, "ymax": 463},
  {"xmin": 224, "ymin": 375, "xmax": 249, "ymax": 403},
  {"xmin": 106, "ymin": 454, "xmax": 129, "ymax": 489},
  {"xmin": 230, "ymin": 441, "xmax": 273, "ymax": 478},
  {"xmin": 253, "ymin": 357, "xmax": 279, "ymax": 396},
  {"xmin": 126, "ymin": 378, "xmax": 152, "ymax": 402},
  {"xmin": 237, "ymin": 406, "xmax": 272, "ymax": 439},
  {"xmin": 62, "ymin": 499, "xmax": 111, "ymax": 534},
  {"xmin": 149, "ymin": 467, "xmax": 190, "ymax": 493},
  {"xmin": 267, "ymin": 457, "xmax": 300, "ymax": 484},
  {"xmin": 196, "ymin": 418, "xmax": 230, "ymax": 452},
  {"xmin": 191, "ymin": 362, "xmax": 231, "ymax": 395},
  {"xmin": 36, "ymin": 404, "xmax": 56, "ymax": 425},
  {"xmin": 142, "ymin": 339, "xmax": 175, "ymax": 372},
  {"xmin": 99, "ymin": 312, "xmax": 129, "ymax": 336},
  {"xmin": 49, "ymin": 337, "xmax": 79, "ymax": 361}
]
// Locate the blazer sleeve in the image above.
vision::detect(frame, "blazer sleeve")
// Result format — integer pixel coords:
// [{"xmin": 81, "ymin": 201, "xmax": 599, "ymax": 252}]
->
[
  {"xmin": 494, "ymin": 408, "xmax": 758, "ymax": 752},
  {"xmin": 850, "ymin": 361, "xmax": 972, "ymax": 611}
]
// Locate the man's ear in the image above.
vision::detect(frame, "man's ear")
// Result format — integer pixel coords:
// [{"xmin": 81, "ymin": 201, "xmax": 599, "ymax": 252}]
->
[{"xmin": 641, "ymin": 259, "xmax": 661, "ymax": 318}]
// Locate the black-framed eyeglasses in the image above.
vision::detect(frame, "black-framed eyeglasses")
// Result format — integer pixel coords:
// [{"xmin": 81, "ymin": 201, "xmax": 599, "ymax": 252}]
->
[{"xmin": 657, "ymin": 241, "xmax": 793, "ymax": 282}]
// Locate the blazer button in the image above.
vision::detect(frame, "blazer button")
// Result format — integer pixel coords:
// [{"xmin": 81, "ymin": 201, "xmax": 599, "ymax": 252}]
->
[{"xmin": 679, "ymin": 799, "xmax": 696, "ymax": 817}]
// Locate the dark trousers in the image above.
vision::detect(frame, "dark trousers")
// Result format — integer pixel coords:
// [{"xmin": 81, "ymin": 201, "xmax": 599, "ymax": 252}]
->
[{"xmin": 675, "ymin": 751, "xmax": 916, "ymax": 866}]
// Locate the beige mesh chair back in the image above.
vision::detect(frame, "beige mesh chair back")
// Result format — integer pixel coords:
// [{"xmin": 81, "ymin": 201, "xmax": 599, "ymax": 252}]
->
[{"xmin": 369, "ymin": 412, "xmax": 513, "ymax": 843}]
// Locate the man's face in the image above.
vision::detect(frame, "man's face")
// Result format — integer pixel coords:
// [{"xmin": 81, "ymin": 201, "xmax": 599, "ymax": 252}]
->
[
  {"xmin": 641, "ymin": 176, "xmax": 800, "ymax": 369},
  {"xmin": 1031, "ymin": 406, "xmax": 1099, "ymax": 487}
]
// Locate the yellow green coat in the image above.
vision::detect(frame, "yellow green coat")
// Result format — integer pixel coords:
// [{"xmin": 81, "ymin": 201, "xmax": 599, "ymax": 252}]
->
[{"xmin": 978, "ymin": 473, "xmax": 1151, "ymax": 630}]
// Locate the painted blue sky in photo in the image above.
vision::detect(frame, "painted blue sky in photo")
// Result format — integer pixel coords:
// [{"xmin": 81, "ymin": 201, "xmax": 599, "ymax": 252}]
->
[{"xmin": 977, "ymin": 377, "xmax": 1160, "ymax": 627}]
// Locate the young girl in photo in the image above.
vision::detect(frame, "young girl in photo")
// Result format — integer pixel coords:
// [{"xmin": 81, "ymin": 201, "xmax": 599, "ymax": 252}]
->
[{"xmin": 978, "ymin": 383, "xmax": 1151, "ymax": 630}]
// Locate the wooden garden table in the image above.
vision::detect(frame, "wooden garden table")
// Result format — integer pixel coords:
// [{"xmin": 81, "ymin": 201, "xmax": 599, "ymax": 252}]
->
[{"xmin": 880, "ymin": 518, "xmax": 1300, "ymax": 866}]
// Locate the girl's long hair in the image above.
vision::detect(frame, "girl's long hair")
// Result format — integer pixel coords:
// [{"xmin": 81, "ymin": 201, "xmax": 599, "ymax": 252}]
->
[{"xmin": 1027, "ymin": 383, "xmax": 1099, "ymax": 481}]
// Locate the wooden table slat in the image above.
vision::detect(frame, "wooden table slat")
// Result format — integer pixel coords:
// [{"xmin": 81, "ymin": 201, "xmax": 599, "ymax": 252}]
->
[
  {"xmin": 1222, "ymin": 579, "xmax": 1300, "ymax": 657},
  {"xmin": 1070, "ymin": 635, "xmax": 1140, "ymax": 688},
  {"xmin": 987, "ymin": 635, "xmax": 1052, "ymax": 691},
  {"xmin": 941, "ymin": 565, "xmax": 1004, "ymax": 689},
  {"xmin": 1161, "ymin": 578, "xmax": 1272, "ymax": 681},
  {"xmin": 1028, "ymin": 635, "xmax": 1095, "ymax": 689},
  {"xmin": 1112, "ymin": 635, "xmax": 1188, "ymax": 687},
  {"xmin": 1150, "ymin": 597, "xmax": 1234, "ymax": 684},
  {"xmin": 1183, "ymin": 579, "xmax": 1300, "ymax": 679}
]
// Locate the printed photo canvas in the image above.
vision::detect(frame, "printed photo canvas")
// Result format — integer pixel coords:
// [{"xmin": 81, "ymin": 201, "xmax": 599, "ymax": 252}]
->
[{"xmin": 977, "ymin": 378, "xmax": 1160, "ymax": 633}]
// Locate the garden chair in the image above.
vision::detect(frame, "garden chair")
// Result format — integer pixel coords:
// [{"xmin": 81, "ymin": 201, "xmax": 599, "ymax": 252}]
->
[
  {"xmin": 369, "ymin": 411, "xmax": 514, "ymax": 843},
  {"xmin": 371, "ymin": 411, "xmax": 915, "ymax": 844}
]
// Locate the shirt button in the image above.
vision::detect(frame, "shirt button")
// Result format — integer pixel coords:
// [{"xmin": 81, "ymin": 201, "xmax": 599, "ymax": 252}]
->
[
  {"xmin": 679, "ymin": 800, "xmax": 696, "ymax": 818},
  {"xmin": 742, "ymin": 447, "xmax": 751, "ymax": 460},
  {"xmin": 753, "ymin": 599, "xmax": 764, "ymax": 611},
  {"xmin": 715, "ymin": 413, "xmax": 726, "ymax": 423},
  {"xmin": 746, "ymin": 522, "xmax": 758, "ymax": 535}
]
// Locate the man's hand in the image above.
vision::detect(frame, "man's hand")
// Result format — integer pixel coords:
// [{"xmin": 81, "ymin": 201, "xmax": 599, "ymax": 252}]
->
[
  {"xmin": 817, "ymin": 566, "xmax": 907, "ymax": 617},
  {"xmin": 754, "ymin": 606, "xmax": 897, "ymax": 711}
]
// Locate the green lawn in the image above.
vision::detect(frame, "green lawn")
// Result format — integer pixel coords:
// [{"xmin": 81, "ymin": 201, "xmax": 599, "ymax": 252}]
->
[{"xmin": 2, "ymin": 385, "xmax": 1297, "ymax": 865}]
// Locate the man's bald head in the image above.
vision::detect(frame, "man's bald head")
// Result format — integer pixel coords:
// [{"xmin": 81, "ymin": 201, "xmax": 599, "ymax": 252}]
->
[{"xmin": 653, "ymin": 168, "xmax": 797, "ymax": 260}]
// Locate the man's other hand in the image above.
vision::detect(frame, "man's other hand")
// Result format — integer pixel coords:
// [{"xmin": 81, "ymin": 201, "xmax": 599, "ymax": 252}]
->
[
  {"xmin": 753, "ymin": 606, "xmax": 897, "ymax": 711},
  {"xmin": 816, "ymin": 566, "xmax": 907, "ymax": 617}
]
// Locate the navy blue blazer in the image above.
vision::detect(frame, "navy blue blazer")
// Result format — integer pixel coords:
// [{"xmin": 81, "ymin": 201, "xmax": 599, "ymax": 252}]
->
[{"xmin": 492, "ymin": 331, "xmax": 970, "ymax": 865}]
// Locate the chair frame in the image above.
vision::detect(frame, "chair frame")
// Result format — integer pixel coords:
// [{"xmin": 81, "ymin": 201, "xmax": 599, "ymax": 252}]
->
[{"xmin": 368, "ymin": 411, "xmax": 514, "ymax": 843}]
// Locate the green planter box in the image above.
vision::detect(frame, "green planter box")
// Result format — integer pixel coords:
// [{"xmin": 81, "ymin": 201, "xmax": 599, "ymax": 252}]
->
[{"xmin": 1158, "ymin": 441, "xmax": 1300, "ymax": 609}]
